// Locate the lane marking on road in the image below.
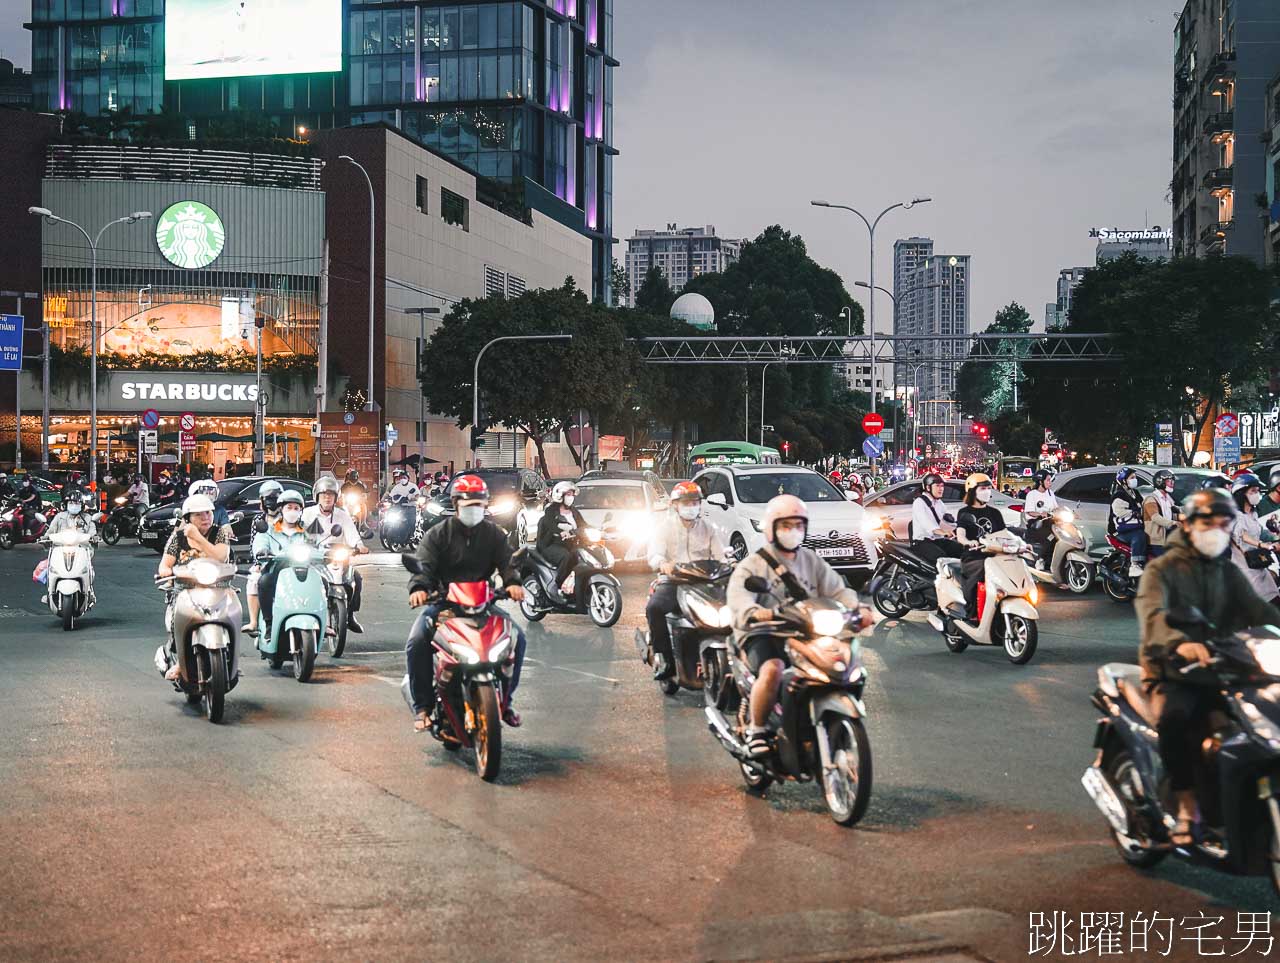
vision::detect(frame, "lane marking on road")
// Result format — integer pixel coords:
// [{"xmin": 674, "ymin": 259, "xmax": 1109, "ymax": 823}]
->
[
  {"xmin": 524, "ymin": 657, "xmax": 620, "ymax": 685},
  {"xmin": 373, "ymin": 674, "xmax": 403, "ymax": 687}
]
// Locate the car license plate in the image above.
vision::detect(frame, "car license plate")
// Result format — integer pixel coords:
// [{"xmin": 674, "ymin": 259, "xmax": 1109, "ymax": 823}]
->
[{"xmin": 817, "ymin": 547, "xmax": 851, "ymax": 558}]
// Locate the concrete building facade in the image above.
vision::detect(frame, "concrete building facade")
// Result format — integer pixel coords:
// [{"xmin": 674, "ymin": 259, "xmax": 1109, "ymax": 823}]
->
[{"xmin": 1044, "ymin": 266, "xmax": 1089, "ymax": 329}]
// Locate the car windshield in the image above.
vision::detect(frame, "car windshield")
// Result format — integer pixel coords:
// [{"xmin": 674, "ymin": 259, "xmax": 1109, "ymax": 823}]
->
[
  {"xmin": 734, "ymin": 472, "xmax": 846, "ymax": 504},
  {"xmin": 574, "ymin": 485, "xmax": 646, "ymax": 510},
  {"xmin": 216, "ymin": 479, "xmax": 246, "ymax": 501},
  {"xmin": 463, "ymin": 474, "xmax": 520, "ymax": 496}
]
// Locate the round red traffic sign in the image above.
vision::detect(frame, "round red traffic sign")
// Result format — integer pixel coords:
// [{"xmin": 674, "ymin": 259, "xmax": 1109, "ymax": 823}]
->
[
  {"xmin": 862, "ymin": 413, "xmax": 885, "ymax": 435},
  {"xmin": 180, "ymin": 412, "xmax": 196, "ymax": 432}
]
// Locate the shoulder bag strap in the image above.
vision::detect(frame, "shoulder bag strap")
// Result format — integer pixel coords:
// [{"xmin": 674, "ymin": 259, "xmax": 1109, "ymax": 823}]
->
[{"xmin": 756, "ymin": 547, "xmax": 810, "ymax": 603}]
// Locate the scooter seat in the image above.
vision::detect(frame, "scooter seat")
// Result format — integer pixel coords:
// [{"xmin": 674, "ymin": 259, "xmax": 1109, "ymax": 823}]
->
[{"xmin": 937, "ymin": 559, "xmax": 962, "ymax": 579}]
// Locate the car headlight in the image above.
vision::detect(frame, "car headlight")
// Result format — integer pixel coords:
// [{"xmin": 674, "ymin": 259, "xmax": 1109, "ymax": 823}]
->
[
  {"xmin": 427, "ymin": 501, "xmax": 444, "ymax": 516},
  {"xmin": 287, "ymin": 543, "xmax": 311, "ymax": 564},
  {"xmin": 584, "ymin": 527, "xmax": 603, "ymax": 542},
  {"xmin": 1249, "ymin": 638, "xmax": 1280, "ymax": 676},
  {"xmin": 688, "ymin": 594, "xmax": 733, "ymax": 629},
  {"xmin": 811, "ymin": 609, "xmax": 846, "ymax": 637},
  {"xmin": 190, "ymin": 560, "xmax": 221, "ymax": 586},
  {"xmin": 490, "ymin": 497, "xmax": 517, "ymax": 515}
]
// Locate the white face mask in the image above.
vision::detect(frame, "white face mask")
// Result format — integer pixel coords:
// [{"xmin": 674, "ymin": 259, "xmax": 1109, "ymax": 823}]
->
[
  {"xmin": 282, "ymin": 507, "xmax": 302, "ymax": 525},
  {"xmin": 1126, "ymin": 477, "xmax": 1140, "ymax": 489},
  {"xmin": 67, "ymin": 503, "xmax": 82, "ymax": 515},
  {"xmin": 774, "ymin": 527, "xmax": 805, "ymax": 551},
  {"xmin": 677, "ymin": 504, "xmax": 700, "ymax": 521},
  {"xmin": 1190, "ymin": 527, "xmax": 1230, "ymax": 558},
  {"xmin": 458, "ymin": 505, "xmax": 486, "ymax": 528},
  {"xmin": 976, "ymin": 487, "xmax": 994, "ymax": 504},
  {"xmin": 562, "ymin": 494, "xmax": 575, "ymax": 507}
]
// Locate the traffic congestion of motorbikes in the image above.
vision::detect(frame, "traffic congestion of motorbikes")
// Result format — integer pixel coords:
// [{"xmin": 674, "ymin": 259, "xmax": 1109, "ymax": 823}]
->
[{"xmin": 7, "ymin": 453, "xmax": 1280, "ymax": 895}]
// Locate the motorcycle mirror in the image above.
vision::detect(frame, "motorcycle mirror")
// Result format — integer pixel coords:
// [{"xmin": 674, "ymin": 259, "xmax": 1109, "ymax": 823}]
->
[
  {"xmin": 402, "ymin": 553, "xmax": 424, "ymax": 575},
  {"xmin": 743, "ymin": 575, "xmax": 770, "ymax": 593},
  {"xmin": 330, "ymin": 523, "xmax": 343, "ymax": 537},
  {"xmin": 252, "ymin": 516, "xmax": 269, "ymax": 534}
]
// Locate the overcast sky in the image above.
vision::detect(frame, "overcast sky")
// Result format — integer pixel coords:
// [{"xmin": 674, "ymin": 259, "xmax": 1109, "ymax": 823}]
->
[
  {"xmin": 1, "ymin": 0, "xmax": 1178, "ymax": 330},
  {"xmin": 613, "ymin": 0, "xmax": 1178, "ymax": 332}
]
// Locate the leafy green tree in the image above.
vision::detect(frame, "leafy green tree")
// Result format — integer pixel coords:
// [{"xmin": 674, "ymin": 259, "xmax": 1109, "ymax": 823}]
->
[
  {"xmin": 989, "ymin": 410, "xmax": 1045, "ymax": 456},
  {"xmin": 634, "ymin": 266, "xmax": 677, "ymax": 316},
  {"xmin": 954, "ymin": 302, "xmax": 1033, "ymax": 422},
  {"xmin": 610, "ymin": 258, "xmax": 630, "ymax": 307}
]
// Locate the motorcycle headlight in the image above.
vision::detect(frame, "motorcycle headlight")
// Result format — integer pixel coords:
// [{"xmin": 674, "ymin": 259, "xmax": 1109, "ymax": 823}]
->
[
  {"xmin": 1027, "ymin": 584, "xmax": 1040, "ymax": 606},
  {"xmin": 114, "ymin": 496, "xmax": 127, "ymax": 505},
  {"xmin": 810, "ymin": 609, "xmax": 846, "ymax": 637},
  {"xmin": 427, "ymin": 502, "xmax": 445, "ymax": 516},
  {"xmin": 584, "ymin": 527, "xmax": 603, "ymax": 543},
  {"xmin": 190, "ymin": 560, "xmax": 221, "ymax": 586},
  {"xmin": 417, "ymin": 496, "xmax": 427, "ymax": 508},
  {"xmin": 451, "ymin": 642, "xmax": 480, "ymax": 664},
  {"xmin": 1249, "ymin": 638, "xmax": 1280, "ymax": 677},
  {"xmin": 287, "ymin": 543, "xmax": 311, "ymax": 565},
  {"xmin": 329, "ymin": 546, "xmax": 351, "ymax": 564},
  {"xmin": 1055, "ymin": 508, "xmax": 1075, "ymax": 525},
  {"xmin": 489, "ymin": 636, "xmax": 512, "ymax": 662},
  {"xmin": 688, "ymin": 593, "xmax": 732, "ymax": 629}
]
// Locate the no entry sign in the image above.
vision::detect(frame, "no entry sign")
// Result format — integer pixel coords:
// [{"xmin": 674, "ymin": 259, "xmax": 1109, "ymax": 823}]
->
[{"xmin": 862, "ymin": 413, "xmax": 885, "ymax": 435}]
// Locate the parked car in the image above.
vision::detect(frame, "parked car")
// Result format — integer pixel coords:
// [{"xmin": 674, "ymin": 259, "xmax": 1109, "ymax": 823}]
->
[
  {"xmin": 579, "ymin": 468, "xmax": 665, "ymax": 491},
  {"xmin": 138, "ymin": 476, "xmax": 313, "ymax": 554},
  {"xmin": 862, "ymin": 478, "xmax": 1023, "ymax": 540},
  {"xmin": 572, "ymin": 475, "xmax": 669, "ymax": 562},
  {"xmin": 421, "ymin": 468, "xmax": 546, "ymax": 545},
  {"xmin": 692, "ymin": 464, "xmax": 880, "ymax": 586},
  {"xmin": 1050, "ymin": 465, "xmax": 1230, "ymax": 554}
]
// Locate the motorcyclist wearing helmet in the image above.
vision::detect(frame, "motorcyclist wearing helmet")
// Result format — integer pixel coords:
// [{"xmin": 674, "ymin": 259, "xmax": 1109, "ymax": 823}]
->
[
  {"xmin": 405, "ymin": 474, "xmax": 527, "ymax": 731},
  {"xmin": 303, "ymin": 474, "xmax": 368, "ymax": 634},
  {"xmin": 188, "ymin": 478, "xmax": 230, "ymax": 527},
  {"xmin": 645, "ymin": 480, "xmax": 729, "ymax": 681},
  {"xmin": 910, "ymin": 472, "xmax": 964, "ymax": 564},
  {"xmin": 1109, "ymin": 467, "xmax": 1148, "ymax": 578},
  {"xmin": 126, "ymin": 472, "xmax": 150, "ymax": 508},
  {"xmin": 388, "ymin": 468, "xmax": 418, "ymax": 503},
  {"xmin": 47, "ymin": 489, "xmax": 97, "ymax": 538},
  {"xmin": 1022, "ymin": 469, "xmax": 1059, "ymax": 567},
  {"xmin": 155, "ymin": 493, "xmax": 231, "ymax": 680},
  {"xmin": 955, "ymin": 473, "xmax": 1009, "ymax": 618},
  {"xmin": 340, "ymin": 469, "xmax": 366, "ymax": 497},
  {"xmin": 245, "ymin": 488, "xmax": 309, "ymax": 635},
  {"xmin": 1142, "ymin": 468, "xmax": 1180, "ymax": 558},
  {"xmin": 154, "ymin": 470, "xmax": 178, "ymax": 506},
  {"xmin": 16, "ymin": 476, "xmax": 44, "ymax": 536},
  {"xmin": 1135, "ymin": 488, "xmax": 1280, "ymax": 845},
  {"xmin": 1258, "ymin": 468, "xmax": 1280, "ymax": 521},
  {"xmin": 257, "ymin": 479, "xmax": 284, "ymax": 524},
  {"xmin": 0, "ymin": 471, "xmax": 14, "ymax": 500},
  {"xmin": 727, "ymin": 494, "xmax": 866, "ymax": 756},
  {"xmin": 536, "ymin": 480, "xmax": 588, "ymax": 593},
  {"xmin": 1228, "ymin": 473, "xmax": 1279, "ymax": 603}
]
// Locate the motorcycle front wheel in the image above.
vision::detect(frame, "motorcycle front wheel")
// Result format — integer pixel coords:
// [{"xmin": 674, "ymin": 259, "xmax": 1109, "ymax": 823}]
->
[
  {"xmin": 101, "ymin": 521, "xmax": 120, "ymax": 545},
  {"xmin": 519, "ymin": 578, "xmax": 546, "ymax": 621},
  {"xmin": 203, "ymin": 649, "xmax": 227, "ymax": 724},
  {"xmin": 292, "ymin": 629, "xmax": 317, "ymax": 682},
  {"xmin": 60, "ymin": 593, "xmax": 75, "ymax": 631},
  {"xmin": 328, "ymin": 596, "xmax": 348, "ymax": 658},
  {"xmin": 870, "ymin": 564, "xmax": 911, "ymax": 619},
  {"xmin": 1000, "ymin": 613, "xmax": 1038, "ymax": 665},
  {"xmin": 470, "ymin": 683, "xmax": 502, "ymax": 782},
  {"xmin": 1107, "ymin": 750, "xmax": 1166, "ymax": 868},
  {"xmin": 822, "ymin": 715, "xmax": 873, "ymax": 826},
  {"xmin": 1065, "ymin": 559, "xmax": 1093, "ymax": 594}
]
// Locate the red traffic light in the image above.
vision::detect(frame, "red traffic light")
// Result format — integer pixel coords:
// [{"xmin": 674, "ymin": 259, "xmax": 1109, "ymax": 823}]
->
[{"xmin": 781, "ymin": 440, "xmax": 790, "ymax": 453}]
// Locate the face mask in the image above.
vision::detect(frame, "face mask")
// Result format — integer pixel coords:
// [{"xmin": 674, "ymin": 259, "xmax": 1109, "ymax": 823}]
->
[
  {"xmin": 458, "ymin": 505, "xmax": 486, "ymax": 527},
  {"xmin": 677, "ymin": 504, "xmax": 700, "ymax": 521},
  {"xmin": 1190, "ymin": 527, "xmax": 1230, "ymax": 558},
  {"xmin": 68, "ymin": 503, "xmax": 82, "ymax": 516},
  {"xmin": 563, "ymin": 495, "xmax": 575, "ymax": 507},
  {"xmin": 976, "ymin": 487, "xmax": 994, "ymax": 504},
  {"xmin": 1164, "ymin": 482, "xmax": 1175, "ymax": 493},
  {"xmin": 282, "ymin": 507, "xmax": 302, "ymax": 525},
  {"xmin": 774, "ymin": 527, "xmax": 804, "ymax": 551},
  {"xmin": 1126, "ymin": 477, "xmax": 1139, "ymax": 489},
  {"xmin": 1249, "ymin": 491, "xmax": 1263, "ymax": 507}
]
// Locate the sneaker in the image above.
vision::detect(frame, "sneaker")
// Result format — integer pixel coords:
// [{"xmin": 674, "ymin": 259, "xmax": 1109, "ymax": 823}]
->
[
  {"xmin": 1128, "ymin": 562, "xmax": 1145, "ymax": 578},
  {"xmin": 347, "ymin": 615, "xmax": 364, "ymax": 634}
]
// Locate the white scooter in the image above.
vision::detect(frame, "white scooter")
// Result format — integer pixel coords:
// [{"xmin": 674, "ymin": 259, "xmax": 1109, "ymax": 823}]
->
[
  {"xmin": 1026, "ymin": 507, "xmax": 1095, "ymax": 595},
  {"xmin": 43, "ymin": 529, "xmax": 97, "ymax": 631},
  {"xmin": 927, "ymin": 530, "xmax": 1041, "ymax": 664}
]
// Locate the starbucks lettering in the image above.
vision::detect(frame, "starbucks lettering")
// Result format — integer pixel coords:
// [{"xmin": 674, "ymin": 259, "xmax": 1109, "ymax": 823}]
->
[{"xmin": 104, "ymin": 372, "xmax": 262, "ymax": 413}]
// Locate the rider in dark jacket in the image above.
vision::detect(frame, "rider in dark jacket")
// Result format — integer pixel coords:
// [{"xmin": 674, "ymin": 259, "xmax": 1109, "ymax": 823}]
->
[{"xmin": 536, "ymin": 480, "xmax": 589, "ymax": 591}]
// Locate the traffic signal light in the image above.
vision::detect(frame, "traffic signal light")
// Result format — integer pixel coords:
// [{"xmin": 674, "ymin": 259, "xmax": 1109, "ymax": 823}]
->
[
  {"xmin": 973, "ymin": 422, "xmax": 989, "ymax": 440},
  {"xmin": 470, "ymin": 426, "xmax": 486, "ymax": 449}
]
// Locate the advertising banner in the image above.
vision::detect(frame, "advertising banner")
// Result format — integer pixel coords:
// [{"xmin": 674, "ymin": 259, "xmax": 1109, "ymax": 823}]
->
[
  {"xmin": 319, "ymin": 412, "xmax": 381, "ymax": 490},
  {"xmin": 165, "ymin": 0, "xmax": 342, "ymax": 81}
]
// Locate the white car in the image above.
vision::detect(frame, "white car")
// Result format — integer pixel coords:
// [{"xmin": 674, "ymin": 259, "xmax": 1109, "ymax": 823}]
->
[
  {"xmin": 862, "ymin": 478, "xmax": 1024, "ymax": 541},
  {"xmin": 692, "ymin": 464, "xmax": 880, "ymax": 585},
  {"xmin": 572, "ymin": 476, "xmax": 669, "ymax": 562}
]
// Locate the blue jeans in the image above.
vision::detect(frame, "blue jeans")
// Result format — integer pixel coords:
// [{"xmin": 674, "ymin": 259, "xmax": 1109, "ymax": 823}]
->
[
  {"xmin": 1113, "ymin": 528, "xmax": 1149, "ymax": 564},
  {"xmin": 405, "ymin": 606, "xmax": 527, "ymax": 714}
]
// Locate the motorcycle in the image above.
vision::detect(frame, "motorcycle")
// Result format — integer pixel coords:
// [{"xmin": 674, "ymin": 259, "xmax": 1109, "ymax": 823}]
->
[
  {"xmin": 42, "ymin": 529, "xmax": 97, "ymax": 630},
  {"xmin": 398, "ymin": 560, "xmax": 519, "ymax": 783},
  {"xmin": 926, "ymin": 530, "xmax": 1041, "ymax": 664},
  {"xmin": 155, "ymin": 560, "xmax": 242, "ymax": 723},
  {"xmin": 1082, "ymin": 607, "xmax": 1280, "ymax": 896},
  {"xmin": 704, "ymin": 579, "xmax": 873, "ymax": 826},
  {"xmin": 379, "ymin": 494, "xmax": 420, "ymax": 552},
  {"xmin": 250, "ymin": 521, "xmax": 341, "ymax": 682},
  {"xmin": 101, "ymin": 495, "xmax": 143, "ymax": 545},
  {"xmin": 516, "ymin": 525, "xmax": 624, "ymax": 628},
  {"xmin": 1099, "ymin": 533, "xmax": 1140, "ymax": 603},
  {"xmin": 322, "ymin": 540, "xmax": 357, "ymax": 659},
  {"xmin": 634, "ymin": 559, "xmax": 735, "ymax": 697},
  {"xmin": 342, "ymin": 488, "xmax": 374, "ymax": 540},
  {"xmin": 1026, "ymin": 507, "xmax": 1095, "ymax": 595},
  {"xmin": 864, "ymin": 514, "xmax": 952, "ymax": 619},
  {"xmin": 0, "ymin": 498, "xmax": 49, "ymax": 549}
]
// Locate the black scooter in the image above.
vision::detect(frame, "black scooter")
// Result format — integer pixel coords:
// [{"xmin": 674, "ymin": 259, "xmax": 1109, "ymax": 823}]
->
[
  {"xmin": 1082, "ymin": 607, "xmax": 1280, "ymax": 896},
  {"xmin": 634, "ymin": 559, "xmax": 734, "ymax": 697},
  {"xmin": 866, "ymin": 539, "xmax": 948, "ymax": 618},
  {"xmin": 516, "ymin": 526, "xmax": 623, "ymax": 628}
]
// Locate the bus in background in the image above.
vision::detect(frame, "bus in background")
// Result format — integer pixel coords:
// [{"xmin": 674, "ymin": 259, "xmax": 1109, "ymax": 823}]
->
[
  {"xmin": 995, "ymin": 455, "xmax": 1038, "ymax": 494},
  {"xmin": 688, "ymin": 441, "xmax": 782, "ymax": 470}
]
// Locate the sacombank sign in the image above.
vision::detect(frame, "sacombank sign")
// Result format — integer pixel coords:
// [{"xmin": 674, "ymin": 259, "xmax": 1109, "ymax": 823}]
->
[
  {"xmin": 1090, "ymin": 227, "xmax": 1172, "ymax": 243},
  {"xmin": 105, "ymin": 371, "xmax": 259, "ymax": 413}
]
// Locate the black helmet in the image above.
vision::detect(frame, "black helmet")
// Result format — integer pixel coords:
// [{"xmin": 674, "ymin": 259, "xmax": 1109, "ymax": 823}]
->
[
  {"xmin": 345, "ymin": 470, "xmax": 359, "ymax": 483},
  {"xmin": 1032, "ymin": 468, "xmax": 1054, "ymax": 488},
  {"xmin": 921, "ymin": 472, "xmax": 944, "ymax": 490},
  {"xmin": 1181, "ymin": 487, "xmax": 1237, "ymax": 522},
  {"xmin": 1152, "ymin": 468, "xmax": 1175, "ymax": 490}
]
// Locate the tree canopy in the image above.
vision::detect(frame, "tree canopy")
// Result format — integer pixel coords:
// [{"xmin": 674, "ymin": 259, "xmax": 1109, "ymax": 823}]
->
[{"xmin": 954, "ymin": 302, "xmax": 1033, "ymax": 423}]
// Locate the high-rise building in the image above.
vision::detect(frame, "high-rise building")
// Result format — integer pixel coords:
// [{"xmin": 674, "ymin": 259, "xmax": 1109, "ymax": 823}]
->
[
  {"xmin": 1172, "ymin": 0, "xmax": 1280, "ymax": 262},
  {"xmin": 1092, "ymin": 227, "xmax": 1172, "ymax": 264},
  {"xmin": 624, "ymin": 225, "xmax": 740, "ymax": 307},
  {"xmin": 0, "ymin": 59, "xmax": 32, "ymax": 108},
  {"xmin": 1044, "ymin": 266, "xmax": 1089, "ymax": 329},
  {"xmin": 25, "ymin": 0, "xmax": 617, "ymax": 301},
  {"xmin": 893, "ymin": 238, "xmax": 970, "ymax": 448}
]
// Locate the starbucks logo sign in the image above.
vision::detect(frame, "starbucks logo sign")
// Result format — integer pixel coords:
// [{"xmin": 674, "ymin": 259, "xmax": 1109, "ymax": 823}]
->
[{"xmin": 155, "ymin": 201, "xmax": 226, "ymax": 269}]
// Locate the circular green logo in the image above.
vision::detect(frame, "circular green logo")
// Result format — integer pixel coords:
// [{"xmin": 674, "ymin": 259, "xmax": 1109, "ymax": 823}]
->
[{"xmin": 155, "ymin": 200, "xmax": 226, "ymax": 269}]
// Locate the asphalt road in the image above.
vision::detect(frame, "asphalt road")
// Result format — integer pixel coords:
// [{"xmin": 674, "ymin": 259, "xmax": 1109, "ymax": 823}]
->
[{"xmin": 0, "ymin": 540, "xmax": 1275, "ymax": 962}]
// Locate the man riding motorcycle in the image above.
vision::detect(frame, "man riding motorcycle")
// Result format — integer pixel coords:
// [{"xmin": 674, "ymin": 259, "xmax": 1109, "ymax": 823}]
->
[
  {"xmin": 387, "ymin": 468, "xmax": 418, "ymax": 503},
  {"xmin": 155, "ymin": 493, "xmax": 231, "ymax": 680},
  {"xmin": 16, "ymin": 476, "xmax": 44, "ymax": 537},
  {"xmin": 126, "ymin": 472, "xmax": 150, "ymax": 508},
  {"xmin": 726, "ymin": 494, "xmax": 865, "ymax": 756},
  {"xmin": 303, "ymin": 474, "xmax": 368, "ymax": 634},
  {"xmin": 536, "ymin": 480, "xmax": 588, "ymax": 595},
  {"xmin": 1142, "ymin": 468, "xmax": 1180, "ymax": 559},
  {"xmin": 0, "ymin": 471, "xmax": 14, "ymax": 500},
  {"xmin": 910, "ymin": 472, "xmax": 964, "ymax": 564},
  {"xmin": 645, "ymin": 480, "xmax": 729, "ymax": 682},
  {"xmin": 405, "ymin": 474, "xmax": 527, "ymax": 731},
  {"xmin": 1022, "ymin": 469, "xmax": 1058, "ymax": 566},
  {"xmin": 1134, "ymin": 488, "xmax": 1280, "ymax": 846}
]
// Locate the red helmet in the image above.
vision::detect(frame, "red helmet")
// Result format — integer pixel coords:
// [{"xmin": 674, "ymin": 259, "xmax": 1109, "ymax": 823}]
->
[
  {"xmin": 450, "ymin": 474, "xmax": 489, "ymax": 504},
  {"xmin": 670, "ymin": 480, "xmax": 701, "ymax": 502}
]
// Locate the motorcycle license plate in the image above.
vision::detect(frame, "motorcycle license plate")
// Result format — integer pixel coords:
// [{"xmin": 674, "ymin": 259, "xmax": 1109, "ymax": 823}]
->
[{"xmin": 816, "ymin": 547, "xmax": 851, "ymax": 558}]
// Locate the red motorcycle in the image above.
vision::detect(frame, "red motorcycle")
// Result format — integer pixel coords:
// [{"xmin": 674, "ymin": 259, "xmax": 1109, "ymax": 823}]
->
[
  {"xmin": 402, "ymin": 562, "xmax": 518, "ymax": 782},
  {"xmin": 0, "ymin": 498, "xmax": 50, "ymax": 549}
]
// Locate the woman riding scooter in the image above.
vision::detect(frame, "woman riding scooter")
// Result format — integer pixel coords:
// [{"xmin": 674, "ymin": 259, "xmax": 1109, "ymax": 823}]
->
[
  {"xmin": 536, "ymin": 481, "xmax": 588, "ymax": 596},
  {"xmin": 155, "ymin": 493, "xmax": 231, "ymax": 680},
  {"xmin": 243, "ymin": 488, "xmax": 307, "ymax": 636},
  {"xmin": 955, "ymin": 473, "xmax": 1007, "ymax": 619}
]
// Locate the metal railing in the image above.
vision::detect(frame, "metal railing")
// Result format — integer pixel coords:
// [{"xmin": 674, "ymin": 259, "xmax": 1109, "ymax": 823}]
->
[{"xmin": 45, "ymin": 145, "xmax": 322, "ymax": 191}]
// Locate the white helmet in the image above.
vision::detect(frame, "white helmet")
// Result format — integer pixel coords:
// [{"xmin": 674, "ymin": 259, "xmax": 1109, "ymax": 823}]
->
[
  {"xmin": 181, "ymin": 494, "xmax": 215, "ymax": 518},
  {"xmin": 188, "ymin": 478, "xmax": 218, "ymax": 498},
  {"xmin": 762, "ymin": 494, "xmax": 809, "ymax": 543},
  {"xmin": 550, "ymin": 481, "xmax": 578, "ymax": 504}
]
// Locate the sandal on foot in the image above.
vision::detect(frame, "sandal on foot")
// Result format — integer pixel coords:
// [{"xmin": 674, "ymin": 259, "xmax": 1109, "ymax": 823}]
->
[
  {"xmin": 413, "ymin": 711, "xmax": 432, "ymax": 733},
  {"xmin": 1171, "ymin": 818, "xmax": 1195, "ymax": 846}
]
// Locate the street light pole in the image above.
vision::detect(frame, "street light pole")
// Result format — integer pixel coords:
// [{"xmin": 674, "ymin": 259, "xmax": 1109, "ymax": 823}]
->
[
  {"xmin": 339, "ymin": 156, "xmax": 377, "ymax": 413},
  {"xmin": 760, "ymin": 362, "xmax": 773, "ymax": 447},
  {"xmin": 471, "ymin": 334, "xmax": 571, "ymax": 458},
  {"xmin": 28, "ymin": 207, "xmax": 151, "ymax": 489},
  {"xmin": 812, "ymin": 196, "xmax": 931, "ymax": 415}
]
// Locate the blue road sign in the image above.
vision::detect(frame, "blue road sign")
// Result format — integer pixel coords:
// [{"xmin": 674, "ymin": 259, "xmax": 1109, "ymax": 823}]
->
[
  {"xmin": 862, "ymin": 435, "xmax": 885, "ymax": 459},
  {"xmin": 0, "ymin": 314, "xmax": 23, "ymax": 371}
]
